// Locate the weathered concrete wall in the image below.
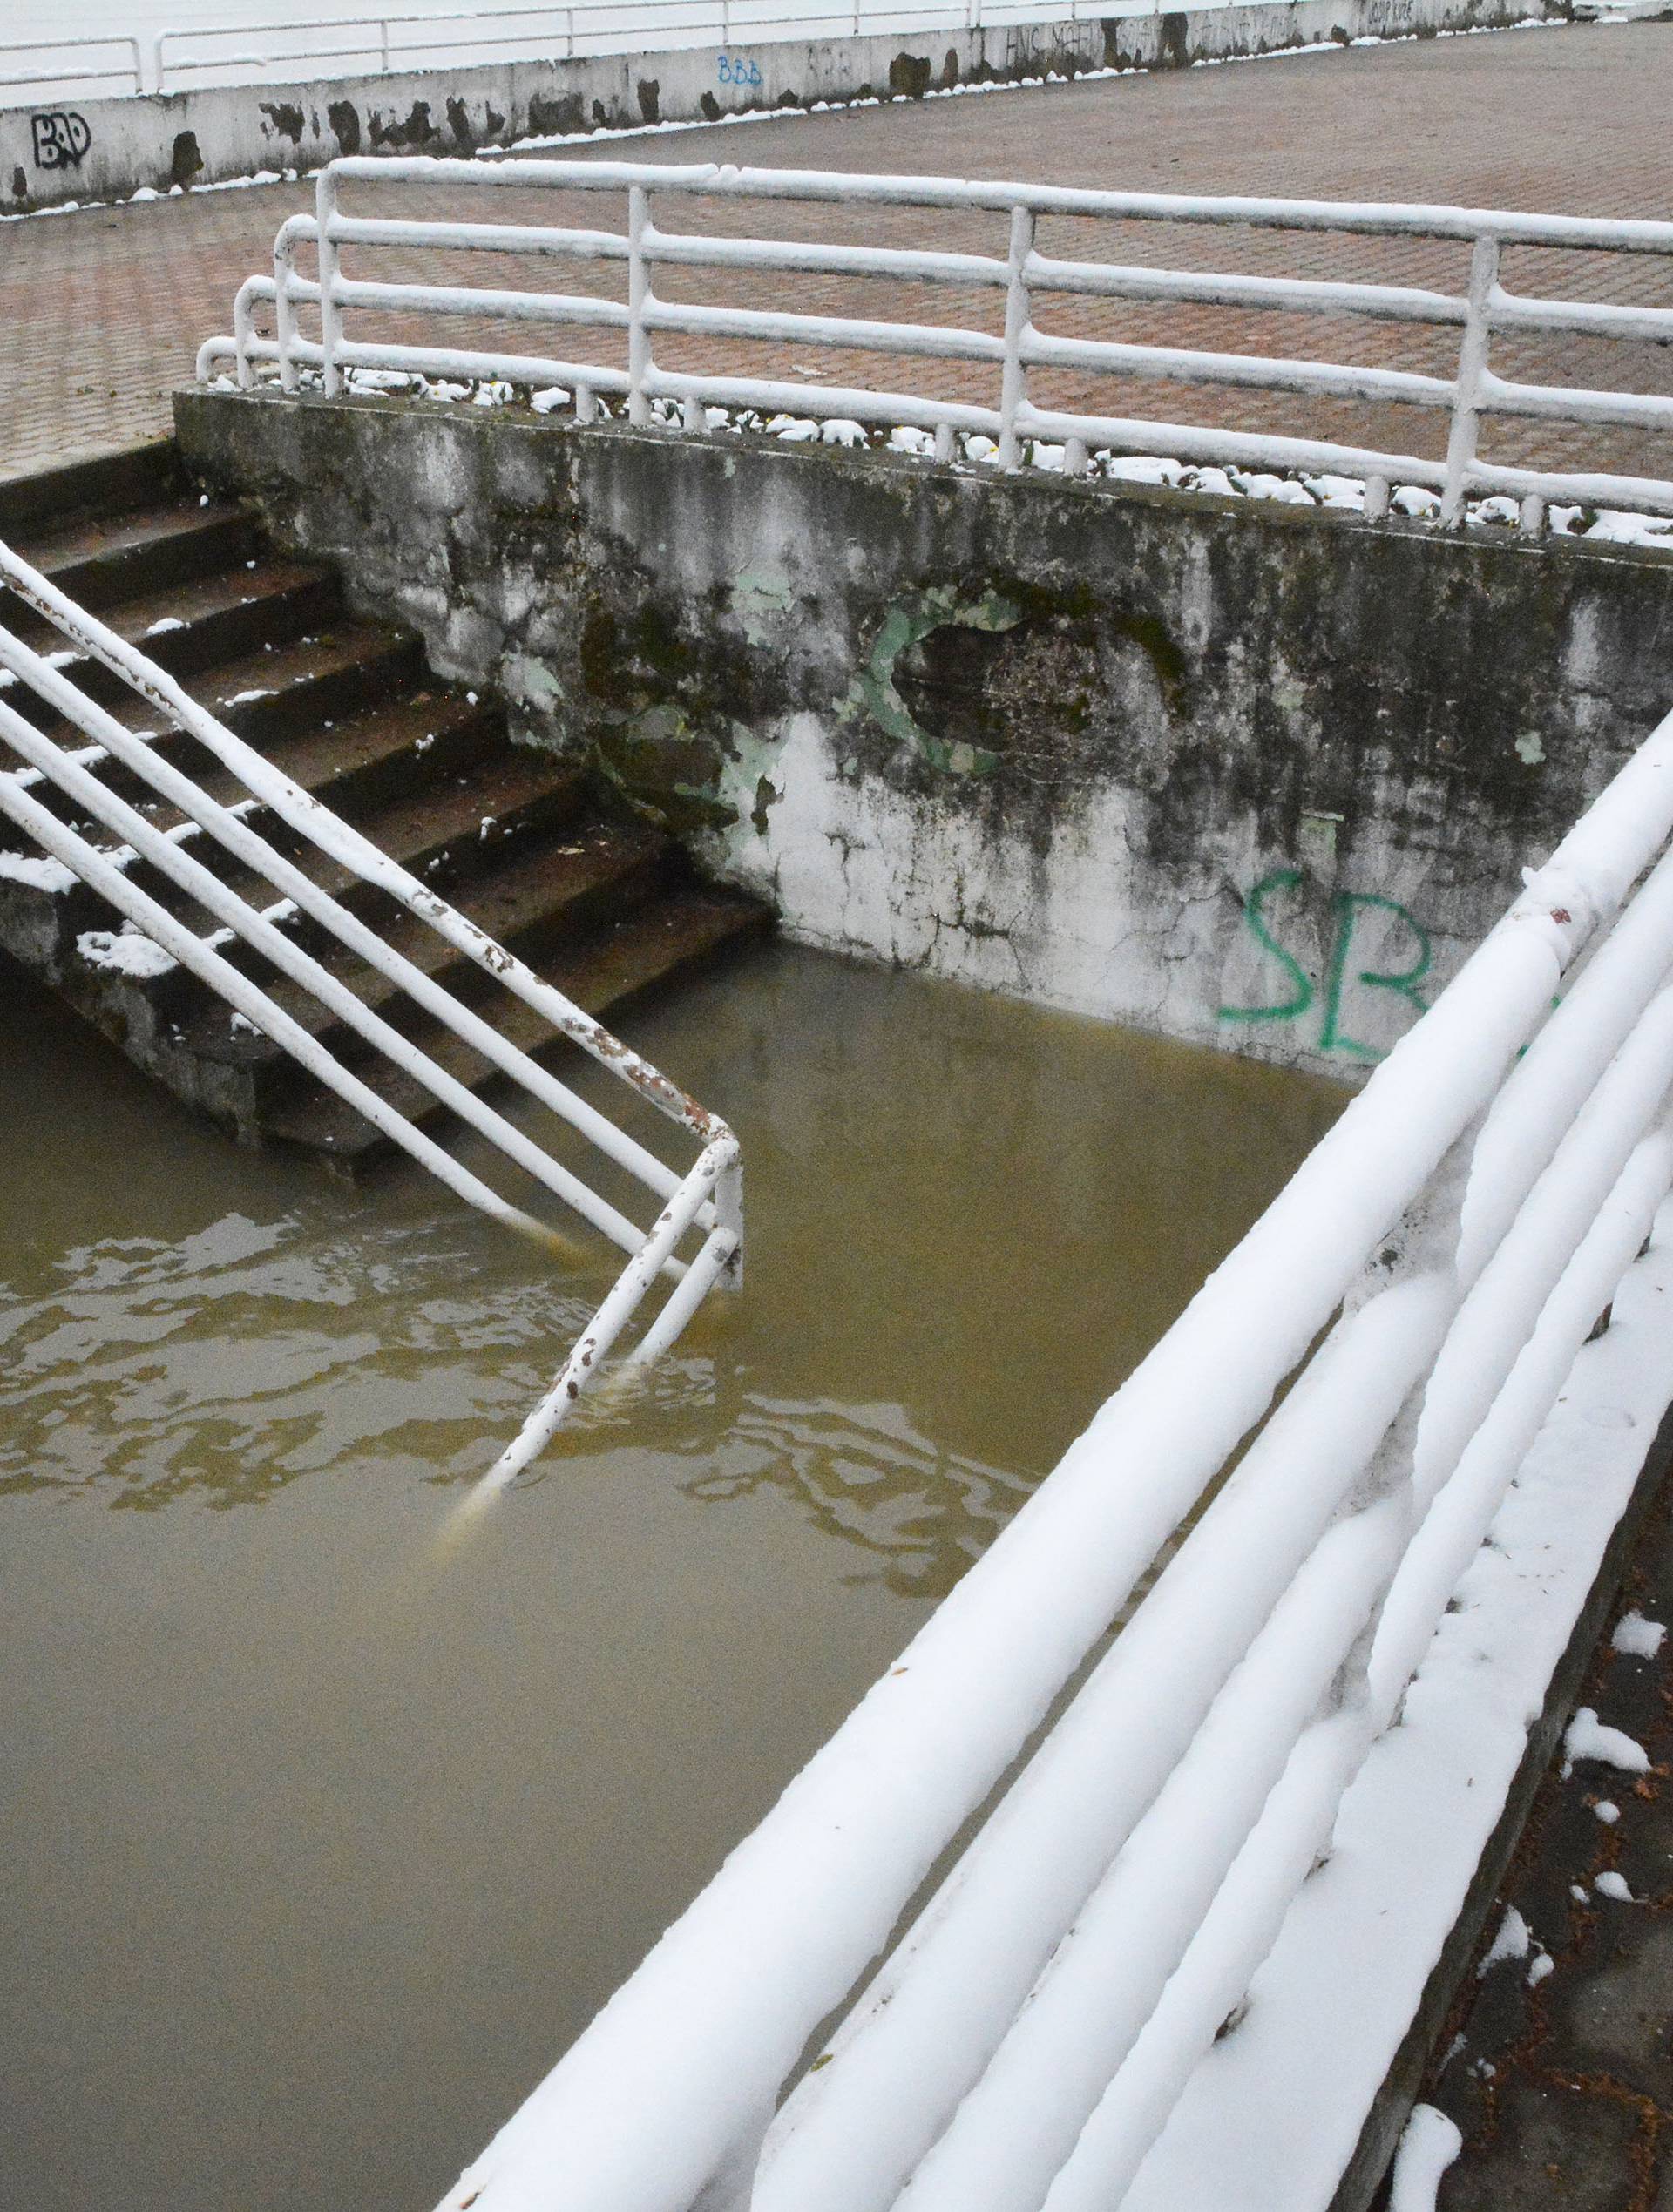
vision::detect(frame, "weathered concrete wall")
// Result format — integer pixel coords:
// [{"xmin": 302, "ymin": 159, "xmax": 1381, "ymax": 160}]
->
[
  {"xmin": 175, "ymin": 383, "xmax": 1673, "ymax": 1080},
  {"xmin": 8, "ymin": 0, "xmax": 1559, "ymax": 214}
]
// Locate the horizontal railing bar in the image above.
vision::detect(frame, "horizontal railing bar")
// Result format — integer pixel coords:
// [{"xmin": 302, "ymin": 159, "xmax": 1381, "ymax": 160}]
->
[
  {"xmin": 1480, "ymin": 370, "xmax": 1673, "ymax": 431},
  {"xmin": 1026, "ymin": 250, "xmax": 1470, "ymax": 325},
  {"xmin": 1019, "ymin": 327, "xmax": 1458, "ymax": 409},
  {"xmin": 323, "ymin": 157, "xmax": 1673, "ymax": 254},
  {"xmin": 645, "ymin": 226, "xmax": 1009, "ymax": 289},
  {"xmin": 326, "ymin": 214, "xmax": 633, "ymax": 261},
  {"xmin": 330, "ymin": 274, "xmax": 633, "ymax": 329},
  {"xmin": 644, "ymin": 365, "xmax": 999, "ymax": 431},
  {"xmin": 643, "ymin": 296, "xmax": 1008, "ymax": 362},
  {"xmin": 1489, "ymin": 286, "xmax": 1673, "ymax": 342}
]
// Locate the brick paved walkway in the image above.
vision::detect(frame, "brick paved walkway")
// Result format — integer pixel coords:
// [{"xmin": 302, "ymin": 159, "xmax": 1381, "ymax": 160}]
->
[
  {"xmin": 1411, "ymin": 1454, "xmax": 1673, "ymax": 2212},
  {"xmin": 4, "ymin": 21, "xmax": 1673, "ymax": 484}
]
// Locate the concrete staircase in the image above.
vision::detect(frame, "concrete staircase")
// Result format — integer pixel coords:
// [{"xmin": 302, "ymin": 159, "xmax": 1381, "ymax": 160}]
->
[{"xmin": 0, "ymin": 443, "xmax": 770, "ymax": 1169}]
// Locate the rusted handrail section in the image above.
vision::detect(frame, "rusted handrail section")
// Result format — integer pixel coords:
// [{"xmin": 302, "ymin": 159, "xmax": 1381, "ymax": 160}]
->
[
  {"xmin": 201, "ymin": 157, "xmax": 1673, "ymax": 525},
  {"xmin": 0, "ymin": 539, "xmax": 742, "ymax": 1483},
  {"xmin": 432, "ymin": 691, "xmax": 1673, "ymax": 2212}
]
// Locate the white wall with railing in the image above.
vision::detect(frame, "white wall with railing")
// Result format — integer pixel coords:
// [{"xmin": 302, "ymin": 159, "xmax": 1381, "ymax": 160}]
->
[{"xmin": 8, "ymin": 0, "xmax": 1119, "ymax": 102}]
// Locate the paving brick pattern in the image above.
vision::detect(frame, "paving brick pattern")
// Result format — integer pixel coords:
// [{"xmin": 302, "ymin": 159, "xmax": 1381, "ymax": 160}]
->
[
  {"xmin": 4, "ymin": 22, "xmax": 1673, "ymax": 484},
  {"xmin": 1412, "ymin": 1456, "xmax": 1673, "ymax": 2212}
]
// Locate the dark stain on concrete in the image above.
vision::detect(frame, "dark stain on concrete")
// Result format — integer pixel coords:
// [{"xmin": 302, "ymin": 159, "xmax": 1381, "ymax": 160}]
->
[
  {"xmin": 888, "ymin": 51, "xmax": 933, "ymax": 98},
  {"xmin": 10, "ymin": 166, "xmax": 26, "ymax": 201},
  {"xmin": 327, "ymin": 99, "xmax": 362, "ymax": 154},
  {"xmin": 169, "ymin": 130, "xmax": 203, "ymax": 186},
  {"xmin": 259, "ymin": 101, "xmax": 305, "ymax": 144},
  {"xmin": 369, "ymin": 100, "xmax": 439, "ymax": 149},
  {"xmin": 636, "ymin": 77, "xmax": 660, "ymax": 123},
  {"xmin": 699, "ymin": 91, "xmax": 722, "ymax": 121},
  {"xmin": 445, "ymin": 96, "xmax": 478, "ymax": 149},
  {"xmin": 526, "ymin": 89, "xmax": 585, "ymax": 136}
]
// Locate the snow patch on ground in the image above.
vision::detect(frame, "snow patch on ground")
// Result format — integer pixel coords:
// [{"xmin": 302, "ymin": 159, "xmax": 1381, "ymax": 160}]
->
[
  {"xmin": 1563, "ymin": 1707, "xmax": 1651, "ymax": 1776},
  {"xmin": 1595, "ymin": 1870, "xmax": 1636, "ymax": 1901},
  {"xmin": 1611, "ymin": 1609, "xmax": 1667, "ymax": 1659},
  {"xmin": 1477, "ymin": 1906, "xmax": 1530, "ymax": 1973},
  {"xmin": 76, "ymin": 924, "xmax": 176, "ymax": 978},
  {"xmin": 0, "ymin": 849, "xmax": 78, "ymax": 893},
  {"xmin": 1389, "ymin": 2105, "xmax": 1462, "ymax": 2212}
]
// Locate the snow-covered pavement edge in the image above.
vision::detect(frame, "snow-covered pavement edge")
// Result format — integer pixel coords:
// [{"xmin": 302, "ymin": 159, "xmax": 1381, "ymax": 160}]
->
[{"xmin": 1122, "ymin": 1190, "xmax": 1673, "ymax": 2212}]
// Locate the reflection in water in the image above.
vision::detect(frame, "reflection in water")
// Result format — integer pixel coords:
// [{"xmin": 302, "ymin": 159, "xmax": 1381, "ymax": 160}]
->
[{"xmin": 0, "ymin": 940, "xmax": 1344, "ymax": 2212}]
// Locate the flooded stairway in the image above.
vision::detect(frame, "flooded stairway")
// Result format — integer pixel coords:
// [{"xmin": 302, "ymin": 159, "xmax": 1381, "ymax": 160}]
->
[{"xmin": 0, "ymin": 443, "xmax": 770, "ymax": 1169}]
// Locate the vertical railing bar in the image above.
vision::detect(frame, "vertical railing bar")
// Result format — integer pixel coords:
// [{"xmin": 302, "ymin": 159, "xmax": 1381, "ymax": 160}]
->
[
  {"xmin": 274, "ymin": 228, "xmax": 300, "ymax": 393},
  {"xmin": 627, "ymin": 184, "xmax": 653, "ymax": 428},
  {"xmin": 1441, "ymin": 230, "xmax": 1499, "ymax": 527},
  {"xmin": 316, "ymin": 166, "xmax": 345, "ymax": 398},
  {"xmin": 998, "ymin": 200, "xmax": 1034, "ymax": 470}
]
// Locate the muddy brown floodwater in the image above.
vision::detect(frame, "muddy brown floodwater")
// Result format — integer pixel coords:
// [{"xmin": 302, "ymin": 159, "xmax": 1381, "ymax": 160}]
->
[{"xmin": 0, "ymin": 936, "xmax": 1343, "ymax": 2212}]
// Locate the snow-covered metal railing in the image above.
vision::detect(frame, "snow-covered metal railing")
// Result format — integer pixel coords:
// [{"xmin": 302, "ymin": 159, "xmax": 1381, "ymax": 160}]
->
[
  {"xmin": 0, "ymin": 31, "xmax": 144, "ymax": 98},
  {"xmin": 202, "ymin": 158, "xmax": 1673, "ymax": 526},
  {"xmin": 0, "ymin": 539, "xmax": 742, "ymax": 1484},
  {"xmin": 433, "ymin": 691, "xmax": 1673, "ymax": 2212}
]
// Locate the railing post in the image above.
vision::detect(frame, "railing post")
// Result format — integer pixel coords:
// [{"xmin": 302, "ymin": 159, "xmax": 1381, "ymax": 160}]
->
[
  {"xmin": 316, "ymin": 167, "xmax": 345, "ymax": 398},
  {"xmin": 627, "ymin": 186, "xmax": 653, "ymax": 429},
  {"xmin": 998, "ymin": 201, "xmax": 1035, "ymax": 471},
  {"xmin": 715, "ymin": 1147, "xmax": 744, "ymax": 1292},
  {"xmin": 148, "ymin": 30, "xmax": 167, "ymax": 93},
  {"xmin": 721, "ymin": 0, "xmax": 731, "ymax": 48},
  {"xmin": 1441, "ymin": 232, "xmax": 1499, "ymax": 528},
  {"xmin": 379, "ymin": 17, "xmax": 390, "ymax": 72},
  {"xmin": 275, "ymin": 231, "xmax": 299, "ymax": 394}
]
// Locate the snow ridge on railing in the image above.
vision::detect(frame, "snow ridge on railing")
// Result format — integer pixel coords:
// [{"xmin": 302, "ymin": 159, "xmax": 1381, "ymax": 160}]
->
[
  {"xmin": 426, "ymin": 709, "xmax": 1673, "ymax": 2198},
  {"xmin": 200, "ymin": 155, "xmax": 1673, "ymax": 525},
  {"xmin": 0, "ymin": 538, "xmax": 742, "ymax": 1485}
]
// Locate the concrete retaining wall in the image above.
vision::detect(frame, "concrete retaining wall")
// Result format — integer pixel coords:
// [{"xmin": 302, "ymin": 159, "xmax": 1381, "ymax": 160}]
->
[
  {"xmin": 174, "ymin": 382, "xmax": 1673, "ymax": 1081},
  {"xmin": 9, "ymin": 0, "xmax": 1559, "ymax": 214}
]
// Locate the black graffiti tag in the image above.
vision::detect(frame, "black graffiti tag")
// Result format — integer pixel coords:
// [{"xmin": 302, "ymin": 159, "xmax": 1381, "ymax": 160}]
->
[{"xmin": 30, "ymin": 112, "xmax": 91, "ymax": 172}]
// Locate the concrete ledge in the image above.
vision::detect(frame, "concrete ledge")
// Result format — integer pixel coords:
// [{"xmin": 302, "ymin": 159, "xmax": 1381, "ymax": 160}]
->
[
  {"xmin": 6, "ymin": 0, "xmax": 1562, "ymax": 214},
  {"xmin": 176, "ymin": 381, "xmax": 1673, "ymax": 1080}
]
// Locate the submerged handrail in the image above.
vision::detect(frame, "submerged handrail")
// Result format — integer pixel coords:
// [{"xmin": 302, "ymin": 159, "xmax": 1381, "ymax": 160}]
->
[
  {"xmin": 0, "ymin": 538, "xmax": 742, "ymax": 1478},
  {"xmin": 434, "ymin": 693, "xmax": 1673, "ymax": 2209}
]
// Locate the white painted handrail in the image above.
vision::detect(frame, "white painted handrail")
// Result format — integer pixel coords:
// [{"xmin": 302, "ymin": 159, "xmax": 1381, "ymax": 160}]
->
[
  {"xmin": 0, "ymin": 32, "xmax": 144, "ymax": 96},
  {"xmin": 202, "ymin": 158, "xmax": 1673, "ymax": 524},
  {"xmin": 0, "ymin": 538, "xmax": 742, "ymax": 1481},
  {"xmin": 430, "ymin": 672, "xmax": 1673, "ymax": 2209}
]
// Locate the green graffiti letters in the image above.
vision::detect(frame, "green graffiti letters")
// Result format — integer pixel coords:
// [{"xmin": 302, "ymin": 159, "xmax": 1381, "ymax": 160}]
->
[
  {"xmin": 1220, "ymin": 872, "xmax": 1433, "ymax": 1062},
  {"xmin": 1219, "ymin": 868, "xmax": 1312, "ymax": 1023}
]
